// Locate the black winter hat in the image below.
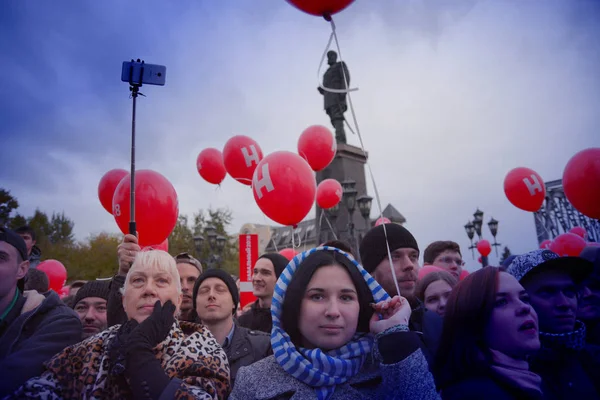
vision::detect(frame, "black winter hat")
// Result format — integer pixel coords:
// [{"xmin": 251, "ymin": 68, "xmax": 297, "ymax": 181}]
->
[
  {"xmin": 258, "ymin": 253, "xmax": 289, "ymax": 279},
  {"xmin": 359, "ymin": 223, "xmax": 419, "ymax": 274},
  {"xmin": 192, "ymin": 269, "xmax": 239, "ymax": 315},
  {"xmin": 73, "ymin": 280, "xmax": 110, "ymax": 308}
]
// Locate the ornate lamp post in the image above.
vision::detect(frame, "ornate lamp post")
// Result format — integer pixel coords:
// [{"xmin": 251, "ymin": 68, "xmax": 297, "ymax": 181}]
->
[{"xmin": 488, "ymin": 217, "xmax": 501, "ymax": 256}]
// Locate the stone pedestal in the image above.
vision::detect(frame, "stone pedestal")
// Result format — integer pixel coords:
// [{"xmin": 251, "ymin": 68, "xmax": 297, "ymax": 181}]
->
[{"xmin": 316, "ymin": 143, "xmax": 369, "ymax": 256}]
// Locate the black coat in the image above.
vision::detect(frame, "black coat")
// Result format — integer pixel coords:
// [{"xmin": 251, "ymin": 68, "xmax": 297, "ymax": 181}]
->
[
  {"xmin": 409, "ymin": 298, "xmax": 443, "ymax": 367},
  {"xmin": 236, "ymin": 301, "xmax": 272, "ymax": 334},
  {"xmin": 441, "ymin": 374, "xmax": 544, "ymax": 400},
  {"xmin": 224, "ymin": 323, "xmax": 271, "ymax": 384}
]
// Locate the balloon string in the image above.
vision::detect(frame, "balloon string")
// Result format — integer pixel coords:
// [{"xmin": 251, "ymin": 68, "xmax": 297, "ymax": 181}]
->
[
  {"xmin": 318, "ymin": 209, "xmax": 339, "ymax": 241},
  {"xmin": 262, "ymin": 213, "xmax": 279, "ymax": 252},
  {"xmin": 321, "ymin": 16, "xmax": 401, "ymax": 297}
]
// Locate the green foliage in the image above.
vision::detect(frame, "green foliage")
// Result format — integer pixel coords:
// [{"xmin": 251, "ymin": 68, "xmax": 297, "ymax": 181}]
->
[{"xmin": 0, "ymin": 189, "xmax": 19, "ymax": 226}]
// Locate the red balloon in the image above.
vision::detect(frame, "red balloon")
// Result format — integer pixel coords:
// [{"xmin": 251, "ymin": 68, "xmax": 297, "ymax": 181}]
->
[
  {"xmin": 143, "ymin": 238, "xmax": 169, "ymax": 252},
  {"xmin": 477, "ymin": 240, "xmax": 492, "ymax": 257},
  {"xmin": 223, "ymin": 135, "xmax": 263, "ymax": 186},
  {"xmin": 286, "ymin": 0, "xmax": 354, "ymax": 17},
  {"xmin": 569, "ymin": 226, "xmax": 588, "ymax": 241},
  {"xmin": 459, "ymin": 270, "xmax": 470, "ymax": 281},
  {"xmin": 549, "ymin": 233, "xmax": 587, "ymax": 257},
  {"xmin": 316, "ymin": 179, "xmax": 342, "ymax": 209},
  {"xmin": 279, "ymin": 248, "xmax": 297, "ymax": 261},
  {"xmin": 563, "ymin": 148, "xmax": 600, "ymax": 219},
  {"xmin": 503, "ymin": 167, "xmax": 546, "ymax": 212},
  {"xmin": 59, "ymin": 286, "xmax": 70, "ymax": 298},
  {"xmin": 252, "ymin": 151, "xmax": 316, "ymax": 226},
  {"xmin": 37, "ymin": 260, "xmax": 67, "ymax": 292},
  {"xmin": 98, "ymin": 169, "xmax": 128, "ymax": 214},
  {"xmin": 197, "ymin": 148, "xmax": 226, "ymax": 185},
  {"xmin": 298, "ymin": 125, "xmax": 336, "ymax": 172},
  {"xmin": 540, "ymin": 239, "xmax": 552, "ymax": 250},
  {"xmin": 417, "ymin": 265, "xmax": 444, "ymax": 280},
  {"xmin": 375, "ymin": 217, "xmax": 391, "ymax": 226},
  {"xmin": 112, "ymin": 170, "xmax": 179, "ymax": 247}
]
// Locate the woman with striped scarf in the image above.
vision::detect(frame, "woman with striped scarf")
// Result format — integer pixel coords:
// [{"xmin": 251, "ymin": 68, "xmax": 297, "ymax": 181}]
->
[{"xmin": 230, "ymin": 246, "xmax": 439, "ymax": 400}]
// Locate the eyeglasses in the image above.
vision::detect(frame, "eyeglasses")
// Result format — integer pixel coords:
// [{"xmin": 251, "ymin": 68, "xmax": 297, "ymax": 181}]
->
[{"xmin": 437, "ymin": 257, "xmax": 465, "ymax": 266}]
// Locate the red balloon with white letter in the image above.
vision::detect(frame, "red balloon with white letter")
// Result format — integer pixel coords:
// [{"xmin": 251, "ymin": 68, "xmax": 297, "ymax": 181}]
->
[
  {"xmin": 503, "ymin": 167, "xmax": 546, "ymax": 212},
  {"xmin": 98, "ymin": 169, "xmax": 128, "ymax": 214},
  {"xmin": 112, "ymin": 170, "xmax": 179, "ymax": 247},
  {"xmin": 252, "ymin": 151, "xmax": 316, "ymax": 226},
  {"xmin": 298, "ymin": 125, "xmax": 336, "ymax": 172},
  {"xmin": 286, "ymin": 0, "xmax": 354, "ymax": 16},
  {"xmin": 316, "ymin": 179, "xmax": 342, "ymax": 209},
  {"xmin": 549, "ymin": 233, "xmax": 587, "ymax": 257},
  {"xmin": 279, "ymin": 248, "xmax": 298, "ymax": 261},
  {"xmin": 477, "ymin": 240, "xmax": 492, "ymax": 257},
  {"xmin": 563, "ymin": 148, "xmax": 600, "ymax": 219},
  {"xmin": 197, "ymin": 148, "xmax": 226, "ymax": 185},
  {"xmin": 540, "ymin": 239, "xmax": 552, "ymax": 250},
  {"xmin": 223, "ymin": 135, "xmax": 263, "ymax": 186},
  {"xmin": 37, "ymin": 260, "xmax": 67, "ymax": 292}
]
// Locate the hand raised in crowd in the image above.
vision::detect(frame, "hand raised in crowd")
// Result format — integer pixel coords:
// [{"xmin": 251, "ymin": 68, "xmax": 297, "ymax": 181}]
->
[
  {"xmin": 369, "ymin": 295, "xmax": 412, "ymax": 335},
  {"xmin": 117, "ymin": 233, "xmax": 141, "ymax": 276}
]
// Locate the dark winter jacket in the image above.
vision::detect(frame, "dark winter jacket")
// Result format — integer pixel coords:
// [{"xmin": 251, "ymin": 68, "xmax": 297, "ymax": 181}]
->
[
  {"xmin": 225, "ymin": 323, "xmax": 271, "ymax": 383},
  {"xmin": 236, "ymin": 300, "xmax": 272, "ymax": 334},
  {"xmin": 529, "ymin": 323, "xmax": 600, "ymax": 400},
  {"xmin": 28, "ymin": 246, "xmax": 42, "ymax": 269},
  {"xmin": 441, "ymin": 373, "xmax": 544, "ymax": 400},
  {"xmin": 107, "ymin": 274, "xmax": 127, "ymax": 327},
  {"xmin": 409, "ymin": 297, "xmax": 443, "ymax": 367},
  {"xmin": 0, "ymin": 290, "xmax": 82, "ymax": 396}
]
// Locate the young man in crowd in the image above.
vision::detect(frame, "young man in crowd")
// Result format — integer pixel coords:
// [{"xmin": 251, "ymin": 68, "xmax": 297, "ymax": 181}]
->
[
  {"xmin": 72, "ymin": 280, "xmax": 110, "ymax": 340},
  {"xmin": 108, "ymin": 234, "xmax": 202, "ymax": 325},
  {"xmin": 192, "ymin": 269, "xmax": 270, "ymax": 383},
  {"xmin": 423, "ymin": 240, "xmax": 464, "ymax": 279},
  {"xmin": 0, "ymin": 227, "xmax": 81, "ymax": 396},
  {"xmin": 237, "ymin": 253, "xmax": 289, "ymax": 333},
  {"xmin": 508, "ymin": 249, "xmax": 600, "ymax": 398},
  {"xmin": 15, "ymin": 225, "xmax": 42, "ymax": 268},
  {"xmin": 359, "ymin": 223, "xmax": 443, "ymax": 366}
]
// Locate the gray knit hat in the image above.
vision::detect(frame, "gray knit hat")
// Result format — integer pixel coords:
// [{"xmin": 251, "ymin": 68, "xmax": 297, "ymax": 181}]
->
[{"xmin": 73, "ymin": 280, "xmax": 110, "ymax": 308}]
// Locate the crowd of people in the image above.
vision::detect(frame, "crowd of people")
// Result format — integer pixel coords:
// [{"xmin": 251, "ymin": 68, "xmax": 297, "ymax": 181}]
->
[{"xmin": 0, "ymin": 222, "xmax": 599, "ymax": 399}]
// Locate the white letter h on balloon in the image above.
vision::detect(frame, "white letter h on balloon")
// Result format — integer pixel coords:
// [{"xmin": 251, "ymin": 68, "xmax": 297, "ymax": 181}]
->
[
  {"xmin": 242, "ymin": 145, "xmax": 260, "ymax": 167},
  {"xmin": 254, "ymin": 163, "xmax": 274, "ymax": 199},
  {"xmin": 523, "ymin": 174, "xmax": 543, "ymax": 196}
]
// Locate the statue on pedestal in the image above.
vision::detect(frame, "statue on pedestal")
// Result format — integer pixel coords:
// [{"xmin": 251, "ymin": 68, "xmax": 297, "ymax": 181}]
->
[{"xmin": 318, "ymin": 50, "xmax": 350, "ymax": 144}]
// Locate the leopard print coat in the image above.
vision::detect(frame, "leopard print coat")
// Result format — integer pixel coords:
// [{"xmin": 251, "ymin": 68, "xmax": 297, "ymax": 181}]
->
[{"xmin": 10, "ymin": 321, "xmax": 230, "ymax": 399}]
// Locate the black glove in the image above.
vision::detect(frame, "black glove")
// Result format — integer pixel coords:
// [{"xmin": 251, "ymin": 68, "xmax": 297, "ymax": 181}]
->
[
  {"xmin": 124, "ymin": 300, "xmax": 177, "ymax": 400},
  {"xmin": 109, "ymin": 319, "xmax": 139, "ymax": 376}
]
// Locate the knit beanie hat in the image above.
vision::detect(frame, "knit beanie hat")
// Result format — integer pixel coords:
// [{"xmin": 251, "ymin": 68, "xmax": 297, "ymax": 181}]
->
[
  {"xmin": 359, "ymin": 223, "xmax": 419, "ymax": 274},
  {"xmin": 73, "ymin": 280, "xmax": 110, "ymax": 308},
  {"xmin": 192, "ymin": 269, "xmax": 239, "ymax": 315},
  {"xmin": 258, "ymin": 253, "xmax": 289, "ymax": 279}
]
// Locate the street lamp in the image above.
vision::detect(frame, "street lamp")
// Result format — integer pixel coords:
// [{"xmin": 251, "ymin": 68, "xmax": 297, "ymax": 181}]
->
[
  {"xmin": 216, "ymin": 235, "xmax": 227, "ymax": 251},
  {"xmin": 472, "ymin": 208, "xmax": 484, "ymax": 239},
  {"xmin": 357, "ymin": 195, "xmax": 373, "ymax": 223},
  {"xmin": 488, "ymin": 217, "xmax": 501, "ymax": 256},
  {"xmin": 464, "ymin": 221, "xmax": 476, "ymax": 258},
  {"xmin": 205, "ymin": 225, "xmax": 217, "ymax": 247},
  {"xmin": 193, "ymin": 235, "xmax": 204, "ymax": 257}
]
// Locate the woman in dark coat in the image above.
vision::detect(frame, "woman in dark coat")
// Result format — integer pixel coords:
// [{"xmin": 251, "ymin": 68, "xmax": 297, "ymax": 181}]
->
[{"xmin": 434, "ymin": 266, "xmax": 544, "ymax": 399}]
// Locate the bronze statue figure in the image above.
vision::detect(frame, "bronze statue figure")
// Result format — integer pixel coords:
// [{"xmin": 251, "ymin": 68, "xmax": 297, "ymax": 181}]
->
[{"xmin": 318, "ymin": 50, "xmax": 350, "ymax": 144}]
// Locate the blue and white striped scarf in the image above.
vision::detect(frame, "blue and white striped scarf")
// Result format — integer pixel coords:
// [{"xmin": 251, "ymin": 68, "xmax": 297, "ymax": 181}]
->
[{"xmin": 270, "ymin": 246, "xmax": 389, "ymax": 400}]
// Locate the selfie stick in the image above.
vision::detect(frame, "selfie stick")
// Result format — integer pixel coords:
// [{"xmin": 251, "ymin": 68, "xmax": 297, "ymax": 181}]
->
[{"xmin": 127, "ymin": 60, "xmax": 145, "ymax": 236}]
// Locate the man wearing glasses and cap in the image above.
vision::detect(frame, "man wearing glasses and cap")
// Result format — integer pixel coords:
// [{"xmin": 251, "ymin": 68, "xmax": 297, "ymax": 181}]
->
[
  {"xmin": 0, "ymin": 227, "xmax": 81, "ymax": 396},
  {"xmin": 108, "ymin": 234, "xmax": 203, "ymax": 325}
]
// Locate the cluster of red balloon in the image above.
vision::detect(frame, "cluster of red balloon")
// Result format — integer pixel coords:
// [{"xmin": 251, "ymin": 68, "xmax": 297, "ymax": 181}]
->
[
  {"xmin": 539, "ymin": 227, "xmax": 592, "ymax": 256},
  {"xmin": 98, "ymin": 169, "xmax": 179, "ymax": 247},
  {"xmin": 504, "ymin": 148, "xmax": 600, "ymax": 219}
]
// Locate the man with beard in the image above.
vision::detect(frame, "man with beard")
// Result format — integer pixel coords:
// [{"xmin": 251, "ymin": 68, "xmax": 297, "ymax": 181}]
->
[
  {"xmin": 72, "ymin": 280, "xmax": 109, "ymax": 339},
  {"xmin": 108, "ymin": 234, "xmax": 202, "ymax": 325},
  {"xmin": 359, "ymin": 223, "xmax": 443, "ymax": 366},
  {"xmin": 508, "ymin": 249, "xmax": 600, "ymax": 398}
]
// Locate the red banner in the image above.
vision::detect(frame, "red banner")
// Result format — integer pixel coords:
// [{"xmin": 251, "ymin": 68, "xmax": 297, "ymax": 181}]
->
[{"xmin": 239, "ymin": 234, "xmax": 258, "ymax": 309}]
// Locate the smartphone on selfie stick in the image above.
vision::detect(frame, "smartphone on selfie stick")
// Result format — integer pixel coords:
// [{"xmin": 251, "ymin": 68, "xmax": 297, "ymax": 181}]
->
[{"xmin": 121, "ymin": 59, "xmax": 166, "ymax": 236}]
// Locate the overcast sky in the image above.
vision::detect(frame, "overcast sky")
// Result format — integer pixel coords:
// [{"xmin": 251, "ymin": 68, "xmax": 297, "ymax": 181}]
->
[{"xmin": 1, "ymin": 0, "xmax": 598, "ymax": 271}]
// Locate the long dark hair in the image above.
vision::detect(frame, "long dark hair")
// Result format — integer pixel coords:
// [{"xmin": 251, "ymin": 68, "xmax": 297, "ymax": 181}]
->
[
  {"xmin": 433, "ymin": 266, "xmax": 499, "ymax": 389},
  {"xmin": 281, "ymin": 250, "xmax": 374, "ymax": 347}
]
